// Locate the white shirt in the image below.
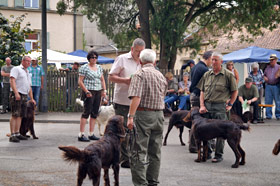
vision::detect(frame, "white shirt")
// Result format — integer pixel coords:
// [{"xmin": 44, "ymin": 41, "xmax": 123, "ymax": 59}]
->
[
  {"xmin": 10, "ymin": 65, "xmax": 31, "ymax": 95},
  {"xmin": 109, "ymin": 52, "xmax": 141, "ymax": 106}
]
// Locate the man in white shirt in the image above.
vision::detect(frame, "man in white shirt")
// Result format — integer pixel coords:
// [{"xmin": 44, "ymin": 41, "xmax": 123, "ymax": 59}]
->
[
  {"xmin": 9, "ymin": 56, "xmax": 36, "ymax": 143},
  {"xmin": 109, "ymin": 38, "xmax": 145, "ymax": 168}
]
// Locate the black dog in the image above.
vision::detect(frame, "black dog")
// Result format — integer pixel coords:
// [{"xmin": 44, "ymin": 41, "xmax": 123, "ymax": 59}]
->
[
  {"xmin": 184, "ymin": 107, "xmax": 250, "ymax": 168},
  {"xmin": 59, "ymin": 115, "xmax": 125, "ymax": 186},
  {"xmin": 20, "ymin": 100, "xmax": 38, "ymax": 139},
  {"xmin": 163, "ymin": 110, "xmax": 192, "ymax": 146}
]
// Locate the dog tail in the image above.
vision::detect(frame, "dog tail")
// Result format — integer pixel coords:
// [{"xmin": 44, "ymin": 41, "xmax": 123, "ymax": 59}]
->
[
  {"xmin": 58, "ymin": 146, "xmax": 86, "ymax": 163},
  {"xmin": 239, "ymin": 124, "xmax": 250, "ymax": 132}
]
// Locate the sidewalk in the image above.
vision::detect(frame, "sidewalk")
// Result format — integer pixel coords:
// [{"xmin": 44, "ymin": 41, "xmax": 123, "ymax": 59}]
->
[{"xmin": 0, "ymin": 112, "xmax": 82, "ymax": 124}]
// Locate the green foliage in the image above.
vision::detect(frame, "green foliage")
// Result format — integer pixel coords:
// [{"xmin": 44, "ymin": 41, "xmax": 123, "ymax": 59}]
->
[
  {"xmin": 57, "ymin": 0, "xmax": 280, "ymax": 69},
  {"xmin": 0, "ymin": 13, "xmax": 32, "ymax": 66}
]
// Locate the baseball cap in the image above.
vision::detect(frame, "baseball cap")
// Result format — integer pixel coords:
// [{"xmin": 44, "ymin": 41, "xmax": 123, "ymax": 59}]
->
[{"xmin": 245, "ymin": 77, "xmax": 253, "ymax": 83}]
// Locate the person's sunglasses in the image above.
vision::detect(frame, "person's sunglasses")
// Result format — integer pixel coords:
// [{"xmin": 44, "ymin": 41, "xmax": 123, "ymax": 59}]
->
[{"xmin": 90, "ymin": 56, "xmax": 98, "ymax": 59}]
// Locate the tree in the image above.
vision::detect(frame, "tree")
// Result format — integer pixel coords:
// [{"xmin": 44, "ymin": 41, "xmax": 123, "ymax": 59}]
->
[
  {"xmin": 57, "ymin": 0, "xmax": 280, "ymax": 69},
  {"xmin": 0, "ymin": 13, "xmax": 32, "ymax": 66}
]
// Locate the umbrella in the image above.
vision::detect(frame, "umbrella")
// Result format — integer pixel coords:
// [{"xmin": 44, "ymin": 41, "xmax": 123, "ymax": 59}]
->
[
  {"xmin": 223, "ymin": 46, "xmax": 280, "ymax": 63},
  {"xmin": 68, "ymin": 49, "xmax": 114, "ymax": 64}
]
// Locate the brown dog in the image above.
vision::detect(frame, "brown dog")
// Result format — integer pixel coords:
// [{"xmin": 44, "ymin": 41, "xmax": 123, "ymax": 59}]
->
[
  {"xmin": 163, "ymin": 110, "xmax": 192, "ymax": 146},
  {"xmin": 20, "ymin": 100, "xmax": 38, "ymax": 139},
  {"xmin": 273, "ymin": 139, "xmax": 280, "ymax": 155},
  {"xmin": 59, "ymin": 115, "xmax": 125, "ymax": 186},
  {"xmin": 184, "ymin": 107, "xmax": 250, "ymax": 168}
]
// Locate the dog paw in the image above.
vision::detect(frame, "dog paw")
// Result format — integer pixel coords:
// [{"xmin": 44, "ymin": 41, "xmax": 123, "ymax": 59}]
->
[
  {"xmin": 231, "ymin": 164, "xmax": 239, "ymax": 168},
  {"xmin": 195, "ymin": 159, "xmax": 201, "ymax": 163},
  {"xmin": 163, "ymin": 142, "xmax": 167, "ymax": 146},
  {"xmin": 239, "ymin": 161, "xmax": 245, "ymax": 165},
  {"xmin": 33, "ymin": 136, "xmax": 39, "ymax": 139},
  {"xmin": 181, "ymin": 143, "xmax": 186, "ymax": 146}
]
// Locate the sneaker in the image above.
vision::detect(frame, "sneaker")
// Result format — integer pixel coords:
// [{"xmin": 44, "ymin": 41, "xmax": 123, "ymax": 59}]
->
[
  {"xmin": 78, "ymin": 135, "xmax": 90, "ymax": 142},
  {"xmin": 212, "ymin": 157, "xmax": 223, "ymax": 163},
  {"xmin": 121, "ymin": 161, "xmax": 130, "ymax": 168},
  {"xmin": 9, "ymin": 136, "xmax": 20, "ymax": 143},
  {"xmin": 88, "ymin": 134, "xmax": 100, "ymax": 140},
  {"xmin": 17, "ymin": 134, "xmax": 28, "ymax": 140}
]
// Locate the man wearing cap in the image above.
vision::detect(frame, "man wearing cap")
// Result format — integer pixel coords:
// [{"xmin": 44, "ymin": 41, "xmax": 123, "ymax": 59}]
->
[
  {"xmin": 238, "ymin": 77, "xmax": 260, "ymax": 124},
  {"xmin": 264, "ymin": 54, "xmax": 280, "ymax": 120},
  {"xmin": 28, "ymin": 58, "xmax": 44, "ymax": 113}
]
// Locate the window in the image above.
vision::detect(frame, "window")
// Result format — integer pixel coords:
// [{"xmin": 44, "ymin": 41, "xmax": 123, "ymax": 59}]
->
[
  {"xmin": 24, "ymin": 0, "xmax": 39, "ymax": 8},
  {"xmin": 0, "ymin": 0, "xmax": 8, "ymax": 6},
  {"xmin": 25, "ymin": 33, "xmax": 39, "ymax": 52}
]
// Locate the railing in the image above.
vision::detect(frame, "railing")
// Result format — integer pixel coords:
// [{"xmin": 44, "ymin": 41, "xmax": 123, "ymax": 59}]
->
[{"xmin": 0, "ymin": 69, "xmax": 183, "ymax": 112}]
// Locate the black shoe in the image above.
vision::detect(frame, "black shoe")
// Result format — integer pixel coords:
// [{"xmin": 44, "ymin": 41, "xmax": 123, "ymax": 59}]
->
[
  {"xmin": 266, "ymin": 117, "xmax": 272, "ymax": 120},
  {"xmin": 78, "ymin": 135, "xmax": 90, "ymax": 142},
  {"xmin": 0, "ymin": 110, "xmax": 7, "ymax": 114},
  {"xmin": 212, "ymin": 157, "xmax": 223, "ymax": 163},
  {"xmin": 121, "ymin": 161, "xmax": 130, "ymax": 168},
  {"xmin": 252, "ymin": 120, "xmax": 258, "ymax": 124},
  {"xmin": 88, "ymin": 134, "xmax": 100, "ymax": 140},
  {"xmin": 9, "ymin": 136, "xmax": 20, "ymax": 143},
  {"xmin": 17, "ymin": 134, "xmax": 28, "ymax": 140}
]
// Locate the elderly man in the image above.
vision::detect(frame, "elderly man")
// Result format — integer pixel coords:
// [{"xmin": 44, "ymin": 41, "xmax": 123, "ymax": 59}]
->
[
  {"xmin": 1, "ymin": 57, "xmax": 14, "ymax": 114},
  {"xmin": 197, "ymin": 52, "xmax": 238, "ymax": 163},
  {"xmin": 264, "ymin": 54, "xmax": 280, "ymax": 120},
  {"xmin": 109, "ymin": 38, "xmax": 145, "ymax": 168},
  {"xmin": 238, "ymin": 77, "xmax": 259, "ymax": 124},
  {"xmin": 9, "ymin": 56, "xmax": 36, "ymax": 143},
  {"xmin": 28, "ymin": 58, "xmax": 44, "ymax": 113},
  {"xmin": 127, "ymin": 49, "xmax": 167, "ymax": 186}
]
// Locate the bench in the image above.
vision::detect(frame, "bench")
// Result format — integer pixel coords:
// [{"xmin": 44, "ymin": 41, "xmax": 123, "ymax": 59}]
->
[{"xmin": 258, "ymin": 104, "xmax": 274, "ymax": 123}]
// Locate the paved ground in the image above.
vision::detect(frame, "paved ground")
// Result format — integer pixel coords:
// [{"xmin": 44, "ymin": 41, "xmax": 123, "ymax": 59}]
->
[{"xmin": 0, "ymin": 112, "xmax": 279, "ymax": 186}]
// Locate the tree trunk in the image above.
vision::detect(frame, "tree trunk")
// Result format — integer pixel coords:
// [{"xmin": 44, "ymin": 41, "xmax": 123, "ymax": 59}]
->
[{"xmin": 136, "ymin": 0, "xmax": 151, "ymax": 48}]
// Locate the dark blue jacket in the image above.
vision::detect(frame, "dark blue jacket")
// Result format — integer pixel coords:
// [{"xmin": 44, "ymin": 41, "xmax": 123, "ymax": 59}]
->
[{"xmin": 190, "ymin": 61, "xmax": 209, "ymax": 96}]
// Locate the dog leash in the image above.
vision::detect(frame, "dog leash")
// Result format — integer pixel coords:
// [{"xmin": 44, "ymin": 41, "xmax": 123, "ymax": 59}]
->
[{"xmin": 126, "ymin": 125, "xmax": 149, "ymax": 166}]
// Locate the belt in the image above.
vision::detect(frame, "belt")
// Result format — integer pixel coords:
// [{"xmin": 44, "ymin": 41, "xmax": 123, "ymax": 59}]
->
[{"xmin": 137, "ymin": 107, "xmax": 162, "ymax": 111}]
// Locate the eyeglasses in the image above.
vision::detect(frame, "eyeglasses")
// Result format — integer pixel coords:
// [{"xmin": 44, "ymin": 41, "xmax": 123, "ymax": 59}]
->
[{"xmin": 90, "ymin": 56, "xmax": 98, "ymax": 59}]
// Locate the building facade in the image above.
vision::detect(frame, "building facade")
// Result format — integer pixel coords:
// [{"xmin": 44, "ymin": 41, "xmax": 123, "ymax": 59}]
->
[{"xmin": 0, "ymin": 0, "xmax": 83, "ymax": 53}]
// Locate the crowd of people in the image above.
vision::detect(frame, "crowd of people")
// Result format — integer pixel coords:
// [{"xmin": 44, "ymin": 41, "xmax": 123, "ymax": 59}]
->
[{"xmin": 1, "ymin": 37, "xmax": 280, "ymax": 185}]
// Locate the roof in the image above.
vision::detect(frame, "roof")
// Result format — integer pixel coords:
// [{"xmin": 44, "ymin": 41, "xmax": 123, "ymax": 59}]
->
[{"xmin": 206, "ymin": 26, "xmax": 280, "ymax": 54}]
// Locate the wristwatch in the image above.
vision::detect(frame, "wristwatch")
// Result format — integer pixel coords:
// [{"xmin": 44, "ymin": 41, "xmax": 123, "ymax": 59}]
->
[
  {"xmin": 228, "ymin": 102, "xmax": 233, "ymax": 106},
  {"xmin": 86, "ymin": 91, "xmax": 91, "ymax": 95},
  {"xmin": 127, "ymin": 114, "xmax": 135, "ymax": 118}
]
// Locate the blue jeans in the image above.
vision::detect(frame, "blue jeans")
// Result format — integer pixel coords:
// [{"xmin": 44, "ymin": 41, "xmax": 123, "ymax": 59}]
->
[
  {"xmin": 31, "ymin": 86, "xmax": 41, "ymax": 106},
  {"xmin": 265, "ymin": 84, "xmax": 280, "ymax": 118},
  {"xmin": 178, "ymin": 95, "xmax": 190, "ymax": 110},
  {"xmin": 164, "ymin": 94, "xmax": 179, "ymax": 108}
]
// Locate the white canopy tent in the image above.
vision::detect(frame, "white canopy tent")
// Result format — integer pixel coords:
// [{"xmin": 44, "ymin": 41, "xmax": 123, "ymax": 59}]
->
[{"xmin": 28, "ymin": 49, "xmax": 88, "ymax": 69}]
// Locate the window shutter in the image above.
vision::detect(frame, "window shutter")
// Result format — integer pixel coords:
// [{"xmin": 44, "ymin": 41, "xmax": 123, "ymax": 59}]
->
[
  {"xmin": 47, "ymin": 32, "xmax": 50, "ymax": 49},
  {"xmin": 14, "ymin": 0, "xmax": 24, "ymax": 7},
  {"xmin": 0, "ymin": 0, "xmax": 8, "ymax": 6}
]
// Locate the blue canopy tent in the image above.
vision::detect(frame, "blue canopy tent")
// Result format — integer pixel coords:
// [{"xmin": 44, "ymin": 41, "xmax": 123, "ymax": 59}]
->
[
  {"xmin": 68, "ymin": 50, "xmax": 114, "ymax": 64},
  {"xmin": 223, "ymin": 46, "xmax": 280, "ymax": 63}
]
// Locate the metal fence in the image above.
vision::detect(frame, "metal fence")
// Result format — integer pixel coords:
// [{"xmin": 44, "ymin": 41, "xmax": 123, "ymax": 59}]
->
[{"xmin": 0, "ymin": 69, "xmax": 182, "ymax": 112}]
